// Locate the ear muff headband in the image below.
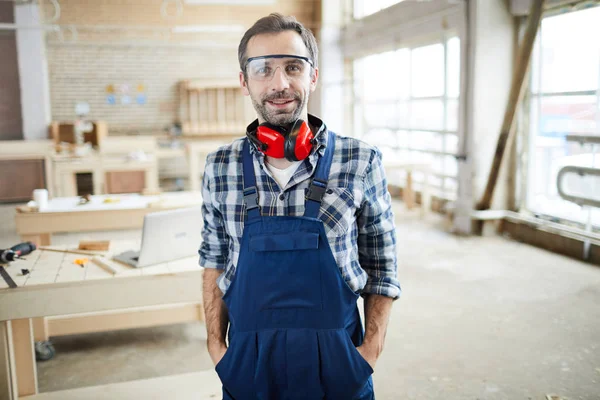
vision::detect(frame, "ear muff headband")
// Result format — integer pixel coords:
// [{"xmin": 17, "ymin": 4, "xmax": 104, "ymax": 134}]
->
[{"xmin": 253, "ymin": 119, "xmax": 314, "ymax": 161}]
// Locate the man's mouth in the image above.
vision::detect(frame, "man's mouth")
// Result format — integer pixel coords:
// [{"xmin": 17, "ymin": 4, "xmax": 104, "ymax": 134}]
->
[{"xmin": 266, "ymin": 99, "xmax": 296, "ymax": 108}]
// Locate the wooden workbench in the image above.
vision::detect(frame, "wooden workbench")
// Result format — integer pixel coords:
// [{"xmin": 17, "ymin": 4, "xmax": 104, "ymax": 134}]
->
[
  {"xmin": 0, "ymin": 243, "xmax": 206, "ymax": 399},
  {"xmin": 14, "ymin": 191, "xmax": 203, "ymax": 246}
]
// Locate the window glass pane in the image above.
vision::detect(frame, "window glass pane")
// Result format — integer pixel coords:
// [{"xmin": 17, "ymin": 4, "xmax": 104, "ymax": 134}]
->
[
  {"xmin": 446, "ymin": 99, "xmax": 459, "ymax": 131},
  {"xmin": 539, "ymin": 95, "xmax": 598, "ymax": 135},
  {"xmin": 364, "ymin": 103, "xmax": 399, "ymax": 128},
  {"xmin": 410, "ymin": 100, "xmax": 444, "ymax": 130},
  {"xmin": 539, "ymin": 7, "xmax": 600, "ymax": 93},
  {"xmin": 364, "ymin": 129, "xmax": 396, "ymax": 148},
  {"xmin": 354, "ymin": 0, "xmax": 405, "ymax": 19},
  {"xmin": 444, "ymin": 155, "xmax": 458, "ymax": 176},
  {"xmin": 396, "ymin": 101, "xmax": 410, "ymax": 128},
  {"xmin": 447, "ymin": 37, "xmax": 460, "ymax": 98},
  {"xmin": 526, "ymin": 4, "xmax": 600, "ymax": 227},
  {"xmin": 354, "ymin": 103, "xmax": 363, "ymax": 138},
  {"xmin": 445, "ymin": 178, "xmax": 457, "ymax": 192},
  {"xmin": 431, "ymin": 155, "xmax": 444, "ymax": 174},
  {"xmin": 410, "ymin": 130, "xmax": 443, "ymax": 152},
  {"xmin": 363, "ymin": 51, "xmax": 404, "ymax": 101},
  {"xmin": 351, "ymin": 34, "xmax": 462, "ymax": 200},
  {"xmin": 411, "ymin": 43, "xmax": 444, "ymax": 98},
  {"xmin": 445, "ymin": 133, "xmax": 458, "ymax": 155},
  {"xmin": 531, "ymin": 37, "xmax": 541, "ymax": 94},
  {"xmin": 396, "ymin": 130, "xmax": 409, "ymax": 147},
  {"xmin": 395, "ymin": 48, "xmax": 411, "ymax": 99}
]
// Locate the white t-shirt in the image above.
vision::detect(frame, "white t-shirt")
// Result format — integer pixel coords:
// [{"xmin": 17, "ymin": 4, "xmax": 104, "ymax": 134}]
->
[{"xmin": 265, "ymin": 160, "xmax": 303, "ymax": 189}]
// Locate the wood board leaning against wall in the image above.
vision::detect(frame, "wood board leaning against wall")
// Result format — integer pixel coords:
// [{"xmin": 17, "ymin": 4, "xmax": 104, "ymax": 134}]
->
[{"xmin": 179, "ymin": 79, "xmax": 255, "ymax": 137}]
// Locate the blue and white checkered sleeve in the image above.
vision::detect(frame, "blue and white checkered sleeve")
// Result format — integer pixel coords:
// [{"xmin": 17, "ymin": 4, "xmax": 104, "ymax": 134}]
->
[
  {"xmin": 357, "ymin": 148, "xmax": 401, "ymax": 299},
  {"xmin": 198, "ymin": 155, "xmax": 228, "ymax": 270}
]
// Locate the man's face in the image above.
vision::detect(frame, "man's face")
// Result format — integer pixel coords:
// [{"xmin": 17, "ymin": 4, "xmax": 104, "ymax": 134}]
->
[{"xmin": 240, "ymin": 30, "xmax": 318, "ymax": 126}]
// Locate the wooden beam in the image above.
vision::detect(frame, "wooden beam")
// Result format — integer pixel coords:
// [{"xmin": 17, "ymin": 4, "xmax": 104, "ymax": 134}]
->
[
  {"xmin": 0, "ymin": 322, "xmax": 17, "ymax": 400},
  {"xmin": 11, "ymin": 319, "xmax": 37, "ymax": 397},
  {"xmin": 0, "ymin": 271, "xmax": 203, "ymax": 321},
  {"xmin": 47, "ymin": 304, "xmax": 203, "ymax": 337},
  {"xmin": 476, "ymin": 0, "xmax": 545, "ymax": 211}
]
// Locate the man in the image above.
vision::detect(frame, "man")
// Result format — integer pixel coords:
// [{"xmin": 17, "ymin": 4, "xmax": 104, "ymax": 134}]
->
[{"xmin": 200, "ymin": 13, "xmax": 401, "ymax": 400}]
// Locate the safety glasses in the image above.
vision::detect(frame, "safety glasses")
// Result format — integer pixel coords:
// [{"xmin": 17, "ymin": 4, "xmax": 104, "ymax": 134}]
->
[{"xmin": 245, "ymin": 54, "xmax": 314, "ymax": 82}]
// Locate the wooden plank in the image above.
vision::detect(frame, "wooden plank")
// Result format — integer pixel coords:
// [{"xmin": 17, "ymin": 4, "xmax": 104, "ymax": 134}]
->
[
  {"xmin": 0, "ymin": 140, "xmax": 52, "ymax": 158},
  {"xmin": 476, "ymin": 0, "xmax": 545, "ymax": 211},
  {"xmin": 20, "ymin": 370, "xmax": 222, "ymax": 400},
  {"xmin": 179, "ymin": 81, "xmax": 188, "ymax": 124},
  {"xmin": 11, "ymin": 319, "xmax": 37, "ymax": 397},
  {"xmin": 99, "ymin": 136, "xmax": 157, "ymax": 156},
  {"xmin": 47, "ymin": 304, "xmax": 203, "ymax": 337},
  {"xmin": 217, "ymin": 88, "xmax": 226, "ymax": 133},
  {"xmin": 0, "ymin": 270, "xmax": 203, "ymax": 321},
  {"xmin": 198, "ymin": 90, "xmax": 207, "ymax": 133},
  {"xmin": 0, "ymin": 321, "xmax": 17, "ymax": 400},
  {"xmin": 78, "ymin": 241, "xmax": 110, "ymax": 251},
  {"xmin": 190, "ymin": 90, "xmax": 199, "ymax": 134},
  {"xmin": 403, "ymin": 170, "xmax": 415, "ymax": 209},
  {"xmin": 31, "ymin": 317, "xmax": 49, "ymax": 342}
]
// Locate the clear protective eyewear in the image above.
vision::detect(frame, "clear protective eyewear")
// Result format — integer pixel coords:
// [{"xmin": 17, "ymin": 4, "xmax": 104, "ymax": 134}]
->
[{"xmin": 245, "ymin": 54, "xmax": 314, "ymax": 82}]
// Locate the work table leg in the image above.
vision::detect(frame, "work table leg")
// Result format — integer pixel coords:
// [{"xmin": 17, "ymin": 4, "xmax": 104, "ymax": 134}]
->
[
  {"xmin": 0, "ymin": 321, "xmax": 18, "ymax": 400},
  {"xmin": 11, "ymin": 319, "xmax": 38, "ymax": 397}
]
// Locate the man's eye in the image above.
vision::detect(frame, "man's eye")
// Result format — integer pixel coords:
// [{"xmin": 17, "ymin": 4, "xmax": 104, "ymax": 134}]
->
[
  {"xmin": 286, "ymin": 65, "xmax": 302, "ymax": 73},
  {"xmin": 257, "ymin": 67, "xmax": 271, "ymax": 75}
]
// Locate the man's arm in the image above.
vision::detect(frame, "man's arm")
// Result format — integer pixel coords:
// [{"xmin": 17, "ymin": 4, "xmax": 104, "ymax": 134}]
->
[
  {"xmin": 203, "ymin": 268, "xmax": 229, "ymax": 365},
  {"xmin": 199, "ymin": 154, "xmax": 231, "ymax": 366},
  {"xmin": 355, "ymin": 147, "xmax": 401, "ymax": 369},
  {"xmin": 358, "ymin": 294, "xmax": 393, "ymax": 369}
]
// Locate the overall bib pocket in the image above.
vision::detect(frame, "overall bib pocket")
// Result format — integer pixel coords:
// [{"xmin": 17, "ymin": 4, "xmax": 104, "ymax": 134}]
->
[{"xmin": 250, "ymin": 232, "xmax": 322, "ymax": 311}]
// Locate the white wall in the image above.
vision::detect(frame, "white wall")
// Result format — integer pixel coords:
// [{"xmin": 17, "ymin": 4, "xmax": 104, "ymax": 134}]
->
[
  {"xmin": 454, "ymin": 0, "xmax": 515, "ymax": 234},
  {"xmin": 15, "ymin": 3, "xmax": 52, "ymax": 140},
  {"xmin": 311, "ymin": 0, "xmax": 347, "ymax": 134}
]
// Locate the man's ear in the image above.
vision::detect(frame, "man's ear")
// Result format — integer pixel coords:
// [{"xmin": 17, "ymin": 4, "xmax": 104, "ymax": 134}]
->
[
  {"xmin": 239, "ymin": 71, "xmax": 250, "ymax": 96},
  {"xmin": 309, "ymin": 67, "xmax": 319, "ymax": 93}
]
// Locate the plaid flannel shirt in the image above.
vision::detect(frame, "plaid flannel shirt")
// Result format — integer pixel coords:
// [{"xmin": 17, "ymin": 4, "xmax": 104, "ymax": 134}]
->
[{"xmin": 199, "ymin": 120, "xmax": 401, "ymax": 300}]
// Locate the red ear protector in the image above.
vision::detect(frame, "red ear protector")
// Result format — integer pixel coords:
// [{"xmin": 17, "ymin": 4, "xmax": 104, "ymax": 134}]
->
[{"xmin": 247, "ymin": 119, "xmax": 314, "ymax": 161}]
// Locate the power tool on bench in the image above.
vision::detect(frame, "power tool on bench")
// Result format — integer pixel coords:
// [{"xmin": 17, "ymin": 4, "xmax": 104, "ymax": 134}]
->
[
  {"xmin": 0, "ymin": 241, "xmax": 37, "ymax": 264},
  {"xmin": 0, "ymin": 242, "xmax": 37, "ymax": 289}
]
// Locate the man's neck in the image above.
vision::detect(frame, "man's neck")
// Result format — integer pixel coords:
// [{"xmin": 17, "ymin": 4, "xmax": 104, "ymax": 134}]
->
[{"xmin": 266, "ymin": 156, "xmax": 295, "ymax": 170}]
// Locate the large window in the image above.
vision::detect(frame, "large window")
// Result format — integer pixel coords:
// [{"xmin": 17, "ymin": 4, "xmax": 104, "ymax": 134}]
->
[
  {"xmin": 353, "ymin": 0, "xmax": 405, "ymax": 19},
  {"xmin": 527, "ymin": 6, "xmax": 600, "ymax": 227},
  {"xmin": 353, "ymin": 37, "xmax": 461, "ymax": 199}
]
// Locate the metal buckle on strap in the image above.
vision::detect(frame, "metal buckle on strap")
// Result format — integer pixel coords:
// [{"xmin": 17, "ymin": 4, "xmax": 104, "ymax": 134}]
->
[
  {"xmin": 243, "ymin": 186, "xmax": 259, "ymax": 210},
  {"xmin": 306, "ymin": 179, "xmax": 328, "ymax": 202}
]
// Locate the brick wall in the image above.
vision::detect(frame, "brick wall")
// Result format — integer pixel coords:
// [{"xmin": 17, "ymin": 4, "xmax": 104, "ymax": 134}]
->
[
  {"xmin": 0, "ymin": 2, "xmax": 23, "ymax": 140},
  {"xmin": 45, "ymin": 0, "xmax": 318, "ymax": 134},
  {"xmin": 48, "ymin": 43, "xmax": 239, "ymax": 134}
]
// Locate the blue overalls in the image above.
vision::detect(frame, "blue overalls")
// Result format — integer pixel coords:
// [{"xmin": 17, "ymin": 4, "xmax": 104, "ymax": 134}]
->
[{"xmin": 215, "ymin": 132, "xmax": 375, "ymax": 400}]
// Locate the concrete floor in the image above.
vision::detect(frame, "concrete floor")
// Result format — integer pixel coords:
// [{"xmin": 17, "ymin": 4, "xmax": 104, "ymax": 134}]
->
[{"xmin": 1, "ymin": 201, "xmax": 599, "ymax": 399}]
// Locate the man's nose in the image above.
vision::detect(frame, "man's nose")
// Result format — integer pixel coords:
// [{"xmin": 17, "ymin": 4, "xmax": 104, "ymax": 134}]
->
[{"xmin": 270, "ymin": 66, "xmax": 290, "ymax": 91}]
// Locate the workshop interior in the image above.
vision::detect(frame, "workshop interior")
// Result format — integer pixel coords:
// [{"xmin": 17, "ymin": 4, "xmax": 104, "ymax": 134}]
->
[{"xmin": 0, "ymin": 0, "xmax": 599, "ymax": 399}]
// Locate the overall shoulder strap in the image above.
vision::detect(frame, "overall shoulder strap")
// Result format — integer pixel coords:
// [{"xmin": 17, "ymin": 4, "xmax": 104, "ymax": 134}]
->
[
  {"xmin": 242, "ymin": 138, "xmax": 261, "ymax": 221},
  {"xmin": 304, "ymin": 131, "xmax": 335, "ymax": 219}
]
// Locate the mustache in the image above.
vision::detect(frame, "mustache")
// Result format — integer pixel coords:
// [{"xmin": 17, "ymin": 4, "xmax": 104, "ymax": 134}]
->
[{"xmin": 263, "ymin": 91, "xmax": 300, "ymax": 102}]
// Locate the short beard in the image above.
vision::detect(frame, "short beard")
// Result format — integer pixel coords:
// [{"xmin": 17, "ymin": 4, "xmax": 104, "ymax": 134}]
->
[{"xmin": 251, "ymin": 90, "xmax": 307, "ymax": 127}]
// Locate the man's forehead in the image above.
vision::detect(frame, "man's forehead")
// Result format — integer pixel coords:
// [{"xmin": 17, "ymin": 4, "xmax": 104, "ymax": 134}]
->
[{"xmin": 246, "ymin": 31, "xmax": 309, "ymax": 59}]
